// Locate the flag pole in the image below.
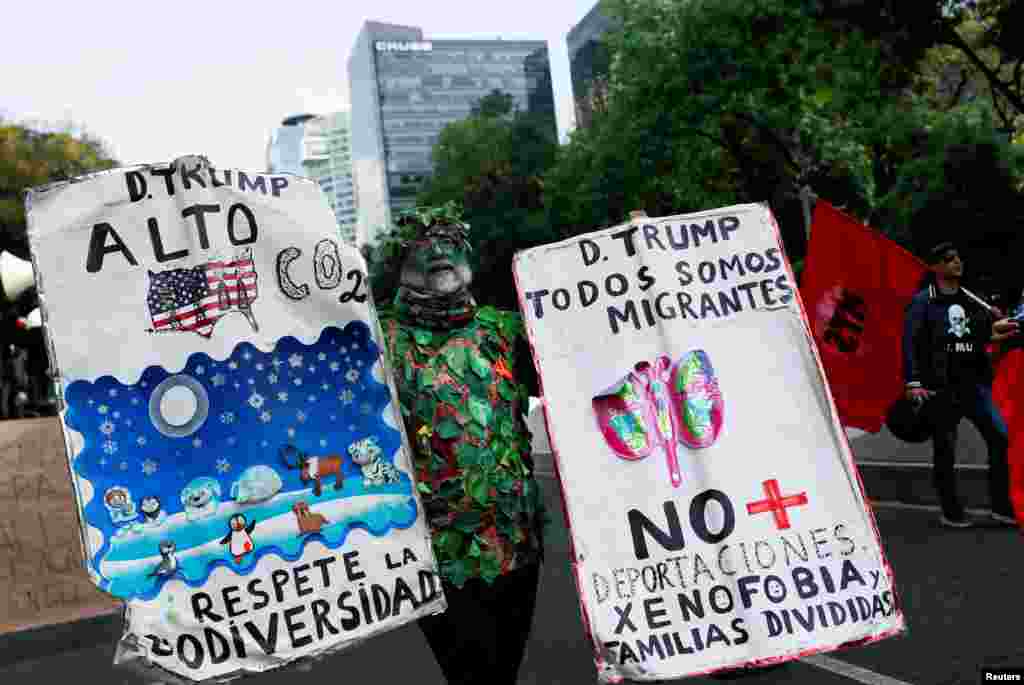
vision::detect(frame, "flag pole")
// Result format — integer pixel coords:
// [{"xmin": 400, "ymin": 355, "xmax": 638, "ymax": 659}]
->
[{"xmin": 800, "ymin": 185, "xmax": 817, "ymax": 243}]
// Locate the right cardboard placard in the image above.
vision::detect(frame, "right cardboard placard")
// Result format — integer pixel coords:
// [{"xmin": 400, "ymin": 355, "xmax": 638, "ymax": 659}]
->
[{"xmin": 513, "ymin": 203, "xmax": 904, "ymax": 682}]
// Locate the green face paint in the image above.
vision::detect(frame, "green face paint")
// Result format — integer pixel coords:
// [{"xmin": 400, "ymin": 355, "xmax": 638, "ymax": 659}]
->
[{"xmin": 401, "ymin": 234, "xmax": 473, "ymax": 295}]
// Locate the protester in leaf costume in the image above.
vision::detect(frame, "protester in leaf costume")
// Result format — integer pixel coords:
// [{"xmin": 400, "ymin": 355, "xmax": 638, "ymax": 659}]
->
[{"xmin": 377, "ymin": 203, "xmax": 547, "ymax": 685}]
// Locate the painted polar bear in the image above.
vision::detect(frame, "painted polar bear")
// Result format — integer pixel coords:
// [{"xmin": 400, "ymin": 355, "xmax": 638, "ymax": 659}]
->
[
  {"xmin": 348, "ymin": 437, "xmax": 401, "ymax": 488},
  {"xmin": 181, "ymin": 476, "xmax": 222, "ymax": 522}
]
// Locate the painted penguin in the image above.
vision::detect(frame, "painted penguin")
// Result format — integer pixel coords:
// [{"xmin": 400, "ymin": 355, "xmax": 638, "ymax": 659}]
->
[
  {"xmin": 149, "ymin": 540, "xmax": 178, "ymax": 578},
  {"xmin": 220, "ymin": 514, "xmax": 256, "ymax": 564},
  {"xmin": 139, "ymin": 496, "xmax": 166, "ymax": 525}
]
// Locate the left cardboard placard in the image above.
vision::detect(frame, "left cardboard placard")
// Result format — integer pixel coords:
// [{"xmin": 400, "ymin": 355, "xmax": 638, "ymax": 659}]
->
[
  {"xmin": 24, "ymin": 157, "xmax": 444, "ymax": 682},
  {"xmin": 0, "ymin": 417, "xmax": 121, "ymax": 634}
]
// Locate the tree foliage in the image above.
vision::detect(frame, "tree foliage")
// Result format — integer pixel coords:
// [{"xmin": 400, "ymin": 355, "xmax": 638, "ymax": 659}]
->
[
  {"xmin": 811, "ymin": 0, "xmax": 1024, "ymax": 133},
  {"xmin": 406, "ymin": 90, "xmax": 558, "ymax": 311},
  {"xmin": 547, "ymin": 0, "xmax": 892, "ymax": 256},
  {"xmin": 545, "ymin": 0, "xmax": 1023, "ymax": 272},
  {"xmin": 0, "ymin": 122, "xmax": 117, "ymax": 258}
]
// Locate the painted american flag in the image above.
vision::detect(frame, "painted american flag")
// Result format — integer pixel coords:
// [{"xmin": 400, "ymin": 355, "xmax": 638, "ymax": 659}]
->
[{"xmin": 146, "ymin": 248, "xmax": 259, "ymax": 338}]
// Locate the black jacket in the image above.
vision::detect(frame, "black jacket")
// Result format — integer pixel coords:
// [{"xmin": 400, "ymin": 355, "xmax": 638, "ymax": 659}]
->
[{"xmin": 902, "ymin": 285, "xmax": 994, "ymax": 390}]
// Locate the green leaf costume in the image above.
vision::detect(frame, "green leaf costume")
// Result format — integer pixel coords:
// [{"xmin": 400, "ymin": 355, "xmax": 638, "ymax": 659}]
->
[{"xmin": 381, "ymin": 301, "xmax": 547, "ymax": 587}]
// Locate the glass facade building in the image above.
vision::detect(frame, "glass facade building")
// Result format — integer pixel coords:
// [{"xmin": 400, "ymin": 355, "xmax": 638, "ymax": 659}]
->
[
  {"xmin": 266, "ymin": 112, "xmax": 357, "ymax": 242},
  {"xmin": 567, "ymin": 1, "xmax": 617, "ymax": 131},
  {"xmin": 303, "ymin": 112, "xmax": 357, "ymax": 243},
  {"xmin": 265, "ymin": 113, "xmax": 315, "ymax": 176},
  {"xmin": 348, "ymin": 21, "xmax": 556, "ymax": 246}
]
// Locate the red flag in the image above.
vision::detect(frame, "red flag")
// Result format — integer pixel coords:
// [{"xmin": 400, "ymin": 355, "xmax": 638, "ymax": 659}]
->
[
  {"xmin": 992, "ymin": 349, "xmax": 1024, "ymax": 525},
  {"xmin": 800, "ymin": 202, "xmax": 927, "ymax": 432}
]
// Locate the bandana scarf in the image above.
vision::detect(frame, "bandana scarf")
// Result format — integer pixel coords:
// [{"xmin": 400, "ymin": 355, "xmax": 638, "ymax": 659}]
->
[{"xmin": 393, "ymin": 285, "xmax": 477, "ymax": 331}]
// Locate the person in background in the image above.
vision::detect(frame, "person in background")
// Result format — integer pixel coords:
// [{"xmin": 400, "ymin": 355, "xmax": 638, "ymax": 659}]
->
[{"xmin": 902, "ymin": 241, "xmax": 1020, "ymax": 528}]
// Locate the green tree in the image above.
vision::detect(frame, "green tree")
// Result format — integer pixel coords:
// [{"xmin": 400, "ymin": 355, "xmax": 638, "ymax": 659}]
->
[
  {"xmin": 0, "ymin": 122, "xmax": 117, "ymax": 258},
  {"xmin": 812, "ymin": 0, "xmax": 1024, "ymax": 134},
  {"xmin": 546, "ymin": 0, "xmax": 893, "ymax": 256},
  {"xmin": 544, "ymin": 0, "xmax": 1023, "ymax": 273},
  {"xmin": 410, "ymin": 91, "xmax": 558, "ymax": 310}
]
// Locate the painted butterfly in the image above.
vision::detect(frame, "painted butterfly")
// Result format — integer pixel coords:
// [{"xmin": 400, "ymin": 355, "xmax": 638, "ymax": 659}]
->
[{"xmin": 592, "ymin": 350, "xmax": 723, "ymax": 488}]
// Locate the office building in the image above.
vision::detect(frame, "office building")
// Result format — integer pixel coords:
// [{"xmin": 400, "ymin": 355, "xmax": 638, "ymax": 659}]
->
[
  {"xmin": 266, "ymin": 113, "xmax": 316, "ymax": 176},
  {"xmin": 302, "ymin": 112, "xmax": 358, "ymax": 243},
  {"xmin": 266, "ymin": 112, "xmax": 357, "ymax": 242},
  {"xmin": 348, "ymin": 21, "xmax": 556, "ymax": 246},
  {"xmin": 567, "ymin": 1, "xmax": 618, "ymax": 131}
]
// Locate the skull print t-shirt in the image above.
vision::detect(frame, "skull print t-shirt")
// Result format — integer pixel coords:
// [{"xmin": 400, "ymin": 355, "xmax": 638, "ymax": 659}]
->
[{"xmin": 935, "ymin": 289, "xmax": 988, "ymax": 387}]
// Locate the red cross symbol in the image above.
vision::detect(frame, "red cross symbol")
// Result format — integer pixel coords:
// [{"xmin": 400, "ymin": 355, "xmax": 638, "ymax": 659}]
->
[{"xmin": 746, "ymin": 479, "xmax": 808, "ymax": 530}]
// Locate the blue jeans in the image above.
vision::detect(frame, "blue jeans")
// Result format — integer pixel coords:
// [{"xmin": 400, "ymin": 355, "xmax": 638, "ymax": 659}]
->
[{"xmin": 931, "ymin": 384, "xmax": 1012, "ymax": 519}]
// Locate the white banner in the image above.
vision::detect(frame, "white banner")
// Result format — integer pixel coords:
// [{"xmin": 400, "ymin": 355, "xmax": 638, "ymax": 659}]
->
[
  {"xmin": 25, "ymin": 157, "xmax": 444, "ymax": 682},
  {"xmin": 514, "ymin": 203, "xmax": 903, "ymax": 682}
]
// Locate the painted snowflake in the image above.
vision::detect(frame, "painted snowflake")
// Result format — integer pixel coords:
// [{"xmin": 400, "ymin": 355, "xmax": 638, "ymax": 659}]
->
[
  {"xmin": 216, "ymin": 458, "xmax": 231, "ymax": 474},
  {"xmin": 220, "ymin": 411, "xmax": 236, "ymax": 425},
  {"xmin": 102, "ymin": 440, "xmax": 118, "ymax": 455},
  {"xmin": 256, "ymin": 363, "xmax": 265, "ymax": 371},
  {"xmin": 243, "ymin": 352, "xmax": 252, "ymax": 361},
  {"xmin": 109, "ymin": 389, "xmax": 119, "ymax": 397},
  {"xmin": 136, "ymin": 436, "xmax": 147, "ymax": 447},
  {"xmin": 318, "ymin": 352, "xmax": 327, "ymax": 361},
  {"xmin": 192, "ymin": 438, "xmax": 203, "ymax": 448},
  {"xmin": 99, "ymin": 420, "xmax": 115, "ymax": 435},
  {"xmin": 293, "ymin": 378, "xmax": 303, "ymax": 386},
  {"xmin": 339, "ymin": 389, "xmax": 354, "ymax": 404},
  {"xmin": 212, "ymin": 374, "xmax": 227, "ymax": 387},
  {"xmin": 272, "ymin": 357, "xmax": 283, "ymax": 369},
  {"xmin": 330, "ymin": 362, "xmax": 340, "ymax": 372},
  {"xmin": 346, "ymin": 369, "xmax": 360, "ymax": 383},
  {"xmin": 289, "ymin": 353, "xmax": 304, "ymax": 369},
  {"xmin": 195, "ymin": 365, "xmax": 206, "ymax": 375},
  {"xmin": 277, "ymin": 391, "xmax": 289, "ymax": 402},
  {"xmin": 259, "ymin": 410, "xmax": 273, "ymax": 423},
  {"xmin": 268, "ymin": 373, "xmax": 279, "ymax": 384},
  {"xmin": 296, "ymin": 410, "xmax": 307, "ymax": 423},
  {"xmin": 228, "ymin": 361, "xmax": 239, "ymax": 370},
  {"xmin": 142, "ymin": 459, "xmax": 158, "ymax": 476},
  {"xmin": 98, "ymin": 404, "xmax": 110, "ymax": 415},
  {"xmin": 248, "ymin": 393, "xmax": 265, "ymax": 409}
]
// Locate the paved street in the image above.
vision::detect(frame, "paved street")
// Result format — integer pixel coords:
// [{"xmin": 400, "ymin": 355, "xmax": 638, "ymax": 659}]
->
[{"xmin": 1, "ymin": 475, "xmax": 1020, "ymax": 685}]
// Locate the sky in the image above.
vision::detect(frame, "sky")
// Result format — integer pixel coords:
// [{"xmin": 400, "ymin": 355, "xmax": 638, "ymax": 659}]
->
[{"xmin": 2, "ymin": 0, "xmax": 599, "ymax": 171}]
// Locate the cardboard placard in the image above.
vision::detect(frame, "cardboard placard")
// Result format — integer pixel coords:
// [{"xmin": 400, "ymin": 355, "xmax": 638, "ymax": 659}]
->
[
  {"xmin": 0, "ymin": 417, "xmax": 121, "ymax": 634},
  {"xmin": 25, "ymin": 157, "xmax": 444, "ymax": 681},
  {"xmin": 514, "ymin": 204, "xmax": 904, "ymax": 682}
]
